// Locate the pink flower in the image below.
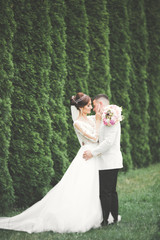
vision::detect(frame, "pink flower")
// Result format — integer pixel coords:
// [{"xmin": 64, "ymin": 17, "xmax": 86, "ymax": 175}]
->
[
  {"xmin": 102, "ymin": 105, "xmax": 123, "ymax": 127},
  {"xmin": 110, "ymin": 119, "xmax": 115, "ymax": 125}
]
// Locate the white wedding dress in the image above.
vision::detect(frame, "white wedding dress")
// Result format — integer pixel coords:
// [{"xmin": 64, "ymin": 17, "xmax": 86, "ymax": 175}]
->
[{"xmin": 0, "ymin": 117, "xmax": 114, "ymax": 233}]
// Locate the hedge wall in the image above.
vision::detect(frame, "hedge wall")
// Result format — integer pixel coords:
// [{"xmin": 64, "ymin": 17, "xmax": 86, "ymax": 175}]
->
[
  {"xmin": 128, "ymin": 0, "xmax": 151, "ymax": 168},
  {"xmin": 9, "ymin": 0, "xmax": 54, "ymax": 207},
  {"xmin": 0, "ymin": 0, "xmax": 15, "ymax": 212},
  {"xmin": 108, "ymin": 0, "xmax": 132, "ymax": 170},
  {"xmin": 49, "ymin": 0, "xmax": 70, "ymax": 185},
  {"xmin": 65, "ymin": 0, "xmax": 90, "ymax": 160},
  {"xmin": 86, "ymin": 0, "xmax": 111, "ymax": 98},
  {"xmin": 145, "ymin": 0, "xmax": 160, "ymax": 163}
]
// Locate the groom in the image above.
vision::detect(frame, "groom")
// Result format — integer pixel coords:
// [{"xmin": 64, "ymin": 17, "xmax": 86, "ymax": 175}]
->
[{"xmin": 83, "ymin": 94, "xmax": 123, "ymax": 226}]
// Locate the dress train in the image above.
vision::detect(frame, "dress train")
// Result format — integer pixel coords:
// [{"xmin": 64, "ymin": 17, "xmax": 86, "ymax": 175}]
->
[{"xmin": 0, "ymin": 145, "xmax": 111, "ymax": 233}]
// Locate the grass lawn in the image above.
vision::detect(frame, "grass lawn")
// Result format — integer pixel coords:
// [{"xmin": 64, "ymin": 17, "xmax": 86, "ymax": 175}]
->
[{"xmin": 0, "ymin": 163, "xmax": 160, "ymax": 240}]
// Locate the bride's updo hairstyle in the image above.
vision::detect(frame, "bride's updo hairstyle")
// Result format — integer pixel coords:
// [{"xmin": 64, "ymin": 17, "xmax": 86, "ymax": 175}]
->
[{"xmin": 70, "ymin": 92, "xmax": 91, "ymax": 110}]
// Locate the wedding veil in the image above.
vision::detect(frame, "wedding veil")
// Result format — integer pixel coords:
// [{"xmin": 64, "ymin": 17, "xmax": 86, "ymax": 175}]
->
[{"xmin": 71, "ymin": 105, "xmax": 79, "ymax": 122}]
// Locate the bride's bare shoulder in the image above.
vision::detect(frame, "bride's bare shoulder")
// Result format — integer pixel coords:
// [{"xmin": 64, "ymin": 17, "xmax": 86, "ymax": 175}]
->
[
  {"xmin": 74, "ymin": 119, "xmax": 84, "ymax": 126},
  {"xmin": 73, "ymin": 120, "xmax": 86, "ymax": 133}
]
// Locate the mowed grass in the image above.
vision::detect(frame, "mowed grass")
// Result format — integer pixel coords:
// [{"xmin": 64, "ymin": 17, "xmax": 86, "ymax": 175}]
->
[{"xmin": 0, "ymin": 163, "xmax": 160, "ymax": 240}]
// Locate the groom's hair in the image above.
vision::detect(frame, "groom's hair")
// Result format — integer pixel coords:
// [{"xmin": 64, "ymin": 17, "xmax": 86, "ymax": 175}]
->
[
  {"xmin": 93, "ymin": 94, "xmax": 110, "ymax": 106},
  {"xmin": 93, "ymin": 94, "xmax": 109, "ymax": 101}
]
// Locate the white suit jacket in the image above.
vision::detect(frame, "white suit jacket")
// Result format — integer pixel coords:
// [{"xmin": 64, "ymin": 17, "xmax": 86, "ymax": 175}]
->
[{"xmin": 91, "ymin": 121, "xmax": 123, "ymax": 170}]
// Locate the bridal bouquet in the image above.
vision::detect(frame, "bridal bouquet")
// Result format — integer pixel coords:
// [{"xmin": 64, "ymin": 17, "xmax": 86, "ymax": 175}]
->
[{"xmin": 102, "ymin": 105, "xmax": 123, "ymax": 127}]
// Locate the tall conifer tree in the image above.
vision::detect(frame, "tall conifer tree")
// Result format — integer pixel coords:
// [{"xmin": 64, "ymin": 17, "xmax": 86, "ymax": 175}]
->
[
  {"xmin": 48, "ymin": 0, "xmax": 70, "ymax": 185},
  {"xmin": 0, "ymin": 0, "xmax": 15, "ymax": 212},
  {"xmin": 9, "ymin": 0, "xmax": 54, "ymax": 207},
  {"xmin": 145, "ymin": 0, "xmax": 160, "ymax": 163},
  {"xmin": 65, "ymin": 0, "xmax": 90, "ymax": 160},
  {"xmin": 107, "ymin": 0, "xmax": 132, "ymax": 170},
  {"xmin": 127, "ymin": 0, "xmax": 151, "ymax": 167},
  {"xmin": 85, "ymin": 0, "xmax": 111, "ymax": 98}
]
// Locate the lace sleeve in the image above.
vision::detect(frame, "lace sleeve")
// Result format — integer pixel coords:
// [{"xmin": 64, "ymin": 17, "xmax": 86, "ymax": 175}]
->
[{"xmin": 74, "ymin": 121, "xmax": 98, "ymax": 143}]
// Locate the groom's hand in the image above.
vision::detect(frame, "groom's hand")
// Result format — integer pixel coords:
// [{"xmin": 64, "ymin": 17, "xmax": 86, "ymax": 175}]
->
[{"xmin": 83, "ymin": 150, "xmax": 93, "ymax": 160}]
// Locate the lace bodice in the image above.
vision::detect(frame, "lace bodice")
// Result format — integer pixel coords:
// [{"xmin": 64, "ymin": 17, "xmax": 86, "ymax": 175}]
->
[{"xmin": 73, "ymin": 116, "xmax": 98, "ymax": 146}]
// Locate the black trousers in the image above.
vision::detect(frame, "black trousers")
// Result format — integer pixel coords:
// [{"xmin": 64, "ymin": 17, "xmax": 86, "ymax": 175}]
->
[{"xmin": 99, "ymin": 169, "xmax": 119, "ymax": 223}]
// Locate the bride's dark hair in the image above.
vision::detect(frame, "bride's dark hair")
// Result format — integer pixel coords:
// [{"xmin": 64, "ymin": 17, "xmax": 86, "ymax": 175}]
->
[{"xmin": 70, "ymin": 92, "xmax": 91, "ymax": 110}]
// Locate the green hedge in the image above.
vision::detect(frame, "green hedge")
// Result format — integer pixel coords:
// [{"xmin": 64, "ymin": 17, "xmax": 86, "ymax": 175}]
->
[
  {"xmin": 86, "ymin": 0, "xmax": 111, "ymax": 98},
  {"xmin": 65, "ymin": 0, "xmax": 90, "ymax": 160},
  {"xmin": 128, "ymin": 0, "xmax": 151, "ymax": 167},
  {"xmin": 49, "ymin": 0, "xmax": 70, "ymax": 185},
  {"xmin": 108, "ymin": 0, "xmax": 132, "ymax": 170},
  {"xmin": 145, "ymin": 0, "xmax": 160, "ymax": 163},
  {"xmin": 9, "ymin": 0, "xmax": 54, "ymax": 207},
  {"xmin": 0, "ymin": 0, "xmax": 15, "ymax": 212}
]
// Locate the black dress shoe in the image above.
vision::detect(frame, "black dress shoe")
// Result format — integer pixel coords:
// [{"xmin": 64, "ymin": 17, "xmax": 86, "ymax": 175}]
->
[
  {"xmin": 113, "ymin": 215, "xmax": 121, "ymax": 224},
  {"xmin": 101, "ymin": 220, "xmax": 108, "ymax": 227}
]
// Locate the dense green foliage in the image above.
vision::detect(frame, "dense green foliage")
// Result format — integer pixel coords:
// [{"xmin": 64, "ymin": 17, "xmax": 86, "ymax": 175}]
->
[
  {"xmin": 49, "ymin": 0, "xmax": 70, "ymax": 185},
  {"xmin": 65, "ymin": 0, "xmax": 90, "ymax": 160},
  {"xmin": 9, "ymin": 0, "xmax": 54, "ymax": 207},
  {"xmin": 145, "ymin": 0, "xmax": 160, "ymax": 163},
  {"xmin": 0, "ymin": 0, "xmax": 15, "ymax": 212},
  {"xmin": 108, "ymin": 0, "xmax": 132, "ymax": 170},
  {"xmin": 86, "ymin": 0, "xmax": 111, "ymax": 98},
  {"xmin": 0, "ymin": 0, "xmax": 159, "ymax": 210},
  {"xmin": 128, "ymin": 0, "xmax": 151, "ymax": 167}
]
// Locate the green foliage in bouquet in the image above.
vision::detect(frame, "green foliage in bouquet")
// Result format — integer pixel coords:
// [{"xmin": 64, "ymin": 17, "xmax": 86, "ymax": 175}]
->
[
  {"xmin": 85, "ymin": 0, "xmax": 111, "ymax": 99},
  {"xmin": 108, "ymin": 0, "xmax": 132, "ymax": 170},
  {"xmin": 0, "ymin": 0, "xmax": 16, "ymax": 212}
]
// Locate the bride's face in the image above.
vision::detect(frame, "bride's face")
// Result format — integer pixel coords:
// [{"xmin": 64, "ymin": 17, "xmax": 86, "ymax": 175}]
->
[{"xmin": 82, "ymin": 100, "xmax": 92, "ymax": 114}]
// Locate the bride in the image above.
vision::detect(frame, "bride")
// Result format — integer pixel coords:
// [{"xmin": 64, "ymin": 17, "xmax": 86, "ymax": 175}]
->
[{"xmin": 0, "ymin": 92, "xmax": 114, "ymax": 233}]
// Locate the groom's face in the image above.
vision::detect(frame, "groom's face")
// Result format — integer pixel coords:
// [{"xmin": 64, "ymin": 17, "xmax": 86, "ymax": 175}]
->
[{"xmin": 93, "ymin": 100, "xmax": 101, "ymax": 113}]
